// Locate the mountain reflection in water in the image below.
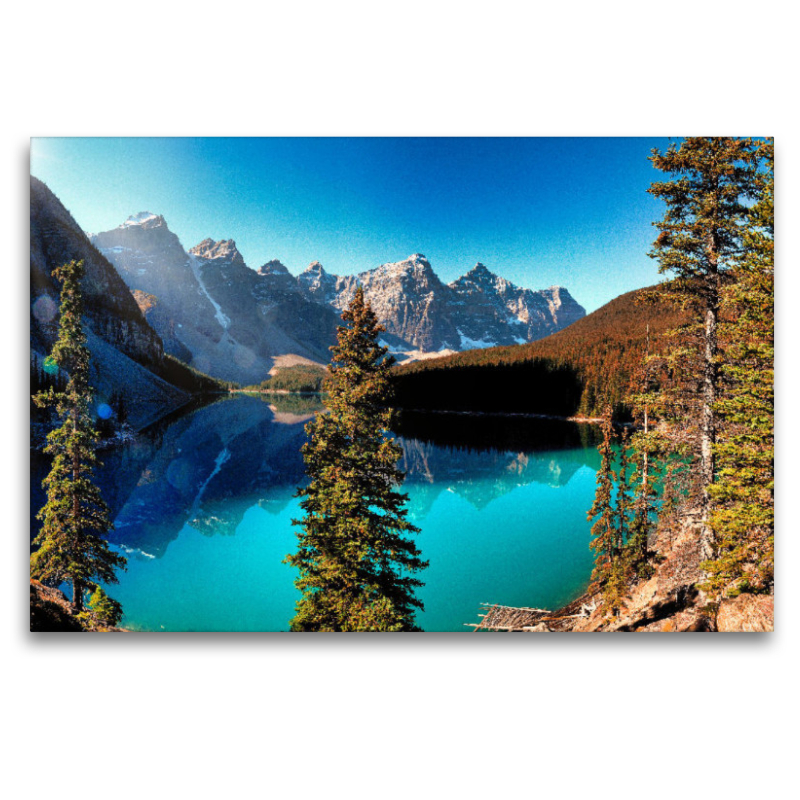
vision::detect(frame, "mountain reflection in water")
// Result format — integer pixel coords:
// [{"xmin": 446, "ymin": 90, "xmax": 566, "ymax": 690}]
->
[
  {"xmin": 33, "ymin": 396, "xmax": 602, "ymax": 561},
  {"xmin": 30, "ymin": 395, "xmax": 602, "ymax": 630}
]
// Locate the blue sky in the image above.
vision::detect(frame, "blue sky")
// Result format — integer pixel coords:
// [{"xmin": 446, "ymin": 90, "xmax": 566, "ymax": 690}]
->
[{"xmin": 31, "ymin": 137, "xmax": 672, "ymax": 313}]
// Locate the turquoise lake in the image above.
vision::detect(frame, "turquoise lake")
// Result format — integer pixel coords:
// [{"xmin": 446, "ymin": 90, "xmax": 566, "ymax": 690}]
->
[{"xmin": 31, "ymin": 395, "xmax": 603, "ymax": 632}]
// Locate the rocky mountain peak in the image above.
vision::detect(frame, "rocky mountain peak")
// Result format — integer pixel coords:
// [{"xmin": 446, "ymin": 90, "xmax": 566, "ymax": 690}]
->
[
  {"xmin": 189, "ymin": 238, "xmax": 245, "ymax": 267},
  {"xmin": 402, "ymin": 253, "xmax": 434, "ymax": 273},
  {"xmin": 450, "ymin": 261, "xmax": 504, "ymax": 293},
  {"xmin": 303, "ymin": 261, "xmax": 326, "ymax": 275},
  {"xmin": 121, "ymin": 211, "xmax": 166, "ymax": 230},
  {"xmin": 374, "ymin": 254, "xmax": 436, "ymax": 280},
  {"xmin": 466, "ymin": 262, "xmax": 497, "ymax": 281},
  {"xmin": 257, "ymin": 259, "xmax": 291, "ymax": 277}
]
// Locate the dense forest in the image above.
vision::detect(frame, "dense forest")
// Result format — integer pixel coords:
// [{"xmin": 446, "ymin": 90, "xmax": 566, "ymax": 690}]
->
[{"xmin": 391, "ymin": 286, "xmax": 685, "ymax": 418}]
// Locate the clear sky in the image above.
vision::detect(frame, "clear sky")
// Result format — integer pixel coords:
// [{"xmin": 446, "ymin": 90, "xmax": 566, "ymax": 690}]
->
[{"xmin": 31, "ymin": 137, "xmax": 672, "ymax": 313}]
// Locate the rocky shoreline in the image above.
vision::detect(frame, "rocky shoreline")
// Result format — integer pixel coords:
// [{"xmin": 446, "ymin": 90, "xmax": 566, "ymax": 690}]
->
[{"xmin": 512, "ymin": 510, "xmax": 774, "ymax": 633}]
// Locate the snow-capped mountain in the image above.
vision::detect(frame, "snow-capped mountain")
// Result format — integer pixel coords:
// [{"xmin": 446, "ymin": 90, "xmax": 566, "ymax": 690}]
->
[
  {"xmin": 298, "ymin": 254, "xmax": 586, "ymax": 353},
  {"xmin": 448, "ymin": 262, "xmax": 585, "ymax": 348},
  {"xmin": 94, "ymin": 212, "xmax": 585, "ymax": 381}
]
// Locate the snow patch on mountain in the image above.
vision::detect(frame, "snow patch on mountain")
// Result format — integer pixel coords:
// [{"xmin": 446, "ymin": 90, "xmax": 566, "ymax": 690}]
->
[
  {"xmin": 457, "ymin": 329, "xmax": 499, "ymax": 350},
  {"xmin": 378, "ymin": 338, "xmax": 408, "ymax": 354},
  {"xmin": 122, "ymin": 212, "xmax": 160, "ymax": 227},
  {"xmin": 188, "ymin": 254, "xmax": 231, "ymax": 330}
]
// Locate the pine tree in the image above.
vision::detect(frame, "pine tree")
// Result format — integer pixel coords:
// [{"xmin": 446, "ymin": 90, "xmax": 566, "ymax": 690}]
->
[
  {"xmin": 647, "ymin": 137, "xmax": 764, "ymax": 557},
  {"xmin": 615, "ymin": 427, "xmax": 632, "ymax": 553},
  {"xmin": 587, "ymin": 407, "xmax": 626, "ymax": 613},
  {"xmin": 624, "ymin": 428, "xmax": 660, "ymax": 580},
  {"xmin": 286, "ymin": 287, "xmax": 428, "ymax": 631},
  {"xmin": 31, "ymin": 260, "xmax": 126, "ymax": 612},
  {"xmin": 705, "ymin": 140, "xmax": 774, "ymax": 597},
  {"xmin": 88, "ymin": 585, "xmax": 123, "ymax": 628},
  {"xmin": 624, "ymin": 327, "xmax": 661, "ymax": 579}
]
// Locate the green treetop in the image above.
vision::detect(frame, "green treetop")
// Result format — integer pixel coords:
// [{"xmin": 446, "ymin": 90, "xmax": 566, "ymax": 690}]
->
[
  {"xmin": 286, "ymin": 286, "xmax": 427, "ymax": 631},
  {"xmin": 31, "ymin": 260, "xmax": 126, "ymax": 613}
]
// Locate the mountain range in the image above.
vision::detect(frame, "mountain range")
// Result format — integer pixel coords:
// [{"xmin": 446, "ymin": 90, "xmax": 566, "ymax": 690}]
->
[
  {"xmin": 92, "ymin": 213, "xmax": 586, "ymax": 384},
  {"xmin": 31, "ymin": 175, "xmax": 587, "ymax": 401}
]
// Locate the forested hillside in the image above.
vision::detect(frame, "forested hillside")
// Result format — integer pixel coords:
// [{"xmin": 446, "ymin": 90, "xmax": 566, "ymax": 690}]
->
[{"xmin": 392, "ymin": 286, "xmax": 686, "ymax": 418}]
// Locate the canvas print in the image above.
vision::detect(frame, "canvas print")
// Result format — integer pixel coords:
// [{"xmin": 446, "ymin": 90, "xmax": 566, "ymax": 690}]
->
[{"xmin": 29, "ymin": 137, "xmax": 774, "ymax": 632}]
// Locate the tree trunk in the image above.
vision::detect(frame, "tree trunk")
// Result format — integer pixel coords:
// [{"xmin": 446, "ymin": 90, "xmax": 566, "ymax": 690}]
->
[
  {"xmin": 699, "ymin": 261, "xmax": 719, "ymax": 560},
  {"xmin": 72, "ymin": 406, "xmax": 82, "ymax": 611},
  {"xmin": 73, "ymin": 579, "xmax": 83, "ymax": 612}
]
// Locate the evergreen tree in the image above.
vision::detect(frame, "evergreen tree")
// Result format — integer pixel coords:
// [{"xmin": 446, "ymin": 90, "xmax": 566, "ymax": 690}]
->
[
  {"xmin": 648, "ymin": 137, "xmax": 764, "ymax": 557},
  {"xmin": 31, "ymin": 260, "xmax": 126, "ymax": 612},
  {"xmin": 624, "ymin": 327, "xmax": 661, "ymax": 579},
  {"xmin": 88, "ymin": 585, "xmax": 123, "ymax": 627},
  {"xmin": 286, "ymin": 287, "xmax": 427, "ymax": 631},
  {"xmin": 615, "ymin": 427, "xmax": 632, "ymax": 553},
  {"xmin": 705, "ymin": 140, "xmax": 774, "ymax": 596},
  {"xmin": 587, "ymin": 407, "xmax": 626, "ymax": 614},
  {"xmin": 624, "ymin": 428, "xmax": 660, "ymax": 580}
]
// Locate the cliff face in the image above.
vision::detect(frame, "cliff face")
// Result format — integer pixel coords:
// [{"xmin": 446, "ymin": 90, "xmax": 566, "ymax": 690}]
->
[
  {"xmin": 94, "ymin": 219, "xmax": 341, "ymax": 385},
  {"xmin": 448, "ymin": 263, "xmax": 585, "ymax": 347},
  {"xmin": 30, "ymin": 178, "xmax": 190, "ymax": 428},
  {"xmin": 30, "ymin": 178, "xmax": 164, "ymax": 366},
  {"xmin": 92, "ymin": 214, "xmax": 221, "ymax": 360},
  {"xmin": 298, "ymin": 254, "xmax": 587, "ymax": 354},
  {"xmin": 357, "ymin": 254, "xmax": 461, "ymax": 352}
]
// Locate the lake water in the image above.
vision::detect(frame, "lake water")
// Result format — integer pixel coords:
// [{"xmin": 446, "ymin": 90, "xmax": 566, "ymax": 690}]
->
[{"xmin": 31, "ymin": 395, "xmax": 603, "ymax": 632}]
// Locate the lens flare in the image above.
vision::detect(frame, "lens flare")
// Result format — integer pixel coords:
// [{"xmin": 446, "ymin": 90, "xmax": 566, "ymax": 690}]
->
[
  {"xmin": 32, "ymin": 295, "xmax": 57, "ymax": 323},
  {"xmin": 97, "ymin": 403, "xmax": 113, "ymax": 420},
  {"xmin": 43, "ymin": 356, "xmax": 59, "ymax": 375}
]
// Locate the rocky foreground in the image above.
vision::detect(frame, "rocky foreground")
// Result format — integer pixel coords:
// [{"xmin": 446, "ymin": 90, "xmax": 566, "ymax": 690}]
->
[
  {"xmin": 29, "ymin": 581, "xmax": 124, "ymax": 633},
  {"xmin": 537, "ymin": 513, "xmax": 773, "ymax": 633}
]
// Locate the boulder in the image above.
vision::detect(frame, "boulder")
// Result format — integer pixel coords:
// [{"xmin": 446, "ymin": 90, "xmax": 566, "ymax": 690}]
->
[{"xmin": 716, "ymin": 594, "xmax": 774, "ymax": 632}]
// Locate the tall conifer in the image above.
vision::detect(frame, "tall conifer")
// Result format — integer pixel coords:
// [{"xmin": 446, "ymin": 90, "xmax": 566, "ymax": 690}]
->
[
  {"xmin": 587, "ymin": 407, "xmax": 626, "ymax": 613},
  {"xmin": 31, "ymin": 260, "xmax": 126, "ymax": 612},
  {"xmin": 615, "ymin": 428, "xmax": 632, "ymax": 553},
  {"xmin": 647, "ymin": 137, "xmax": 764, "ymax": 556},
  {"xmin": 624, "ymin": 330, "xmax": 661, "ymax": 579},
  {"xmin": 286, "ymin": 287, "xmax": 427, "ymax": 631},
  {"xmin": 705, "ymin": 140, "xmax": 774, "ymax": 596}
]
